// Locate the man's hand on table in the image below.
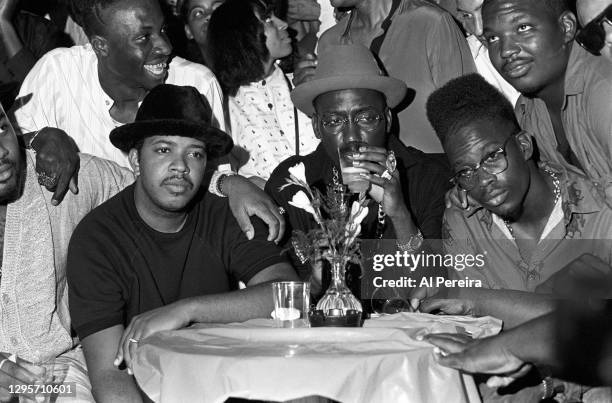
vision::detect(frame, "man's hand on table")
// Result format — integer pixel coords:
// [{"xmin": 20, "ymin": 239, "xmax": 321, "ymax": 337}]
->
[
  {"xmin": 0, "ymin": 353, "xmax": 46, "ymax": 402},
  {"xmin": 424, "ymin": 332, "xmax": 532, "ymax": 388},
  {"xmin": 224, "ymin": 175, "xmax": 285, "ymax": 243},
  {"xmin": 30, "ymin": 127, "xmax": 80, "ymax": 206},
  {"xmin": 420, "ymin": 297, "xmax": 477, "ymax": 316},
  {"xmin": 115, "ymin": 302, "xmax": 191, "ymax": 374}
]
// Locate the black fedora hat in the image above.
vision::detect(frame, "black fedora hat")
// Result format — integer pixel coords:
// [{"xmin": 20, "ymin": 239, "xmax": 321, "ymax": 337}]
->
[{"xmin": 110, "ymin": 84, "xmax": 233, "ymax": 158}]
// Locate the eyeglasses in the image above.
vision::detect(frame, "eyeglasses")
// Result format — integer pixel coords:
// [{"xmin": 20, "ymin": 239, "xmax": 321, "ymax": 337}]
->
[
  {"xmin": 576, "ymin": 4, "xmax": 612, "ymax": 56},
  {"xmin": 320, "ymin": 111, "xmax": 384, "ymax": 134},
  {"xmin": 451, "ymin": 135, "xmax": 516, "ymax": 191}
]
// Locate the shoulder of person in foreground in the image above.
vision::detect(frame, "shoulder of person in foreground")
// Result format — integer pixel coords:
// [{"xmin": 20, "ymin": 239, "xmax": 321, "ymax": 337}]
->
[{"xmin": 66, "ymin": 153, "xmax": 135, "ymax": 208}]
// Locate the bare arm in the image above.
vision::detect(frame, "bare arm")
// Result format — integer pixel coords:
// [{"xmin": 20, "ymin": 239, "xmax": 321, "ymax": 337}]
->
[
  {"xmin": 116, "ymin": 263, "xmax": 300, "ymax": 370},
  {"xmin": 427, "ymin": 313, "xmax": 557, "ymax": 373},
  {"xmin": 82, "ymin": 325, "xmax": 143, "ymax": 403}
]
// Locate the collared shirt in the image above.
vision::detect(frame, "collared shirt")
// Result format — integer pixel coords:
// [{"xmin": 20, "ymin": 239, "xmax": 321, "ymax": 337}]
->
[
  {"xmin": 467, "ymin": 35, "xmax": 520, "ymax": 107},
  {"xmin": 13, "ymin": 45, "xmax": 226, "ymax": 167},
  {"xmin": 1, "ymin": 151, "xmax": 132, "ymax": 362},
  {"xmin": 228, "ymin": 65, "xmax": 319, "ymax": 180},
  {"xmin": 516, "ymin": 43, "xmax": 612, "ymax": 207},
  {"xmin": 318, "ymin": 0, "xmax": 476, "ymax": 153},
  {"xmin": 443, "ymin": 164, "xmax": 612, "ymax": 292}
]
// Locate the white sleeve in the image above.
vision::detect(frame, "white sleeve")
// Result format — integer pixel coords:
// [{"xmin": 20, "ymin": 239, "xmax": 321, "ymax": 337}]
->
[{"xmin": 12, "ymin": 52, "xmax": 63, "ymax": 134}]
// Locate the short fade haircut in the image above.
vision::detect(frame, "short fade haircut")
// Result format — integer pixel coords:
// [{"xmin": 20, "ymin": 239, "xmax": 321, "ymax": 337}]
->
[
  {"xmin": 72, "ymin": 0, "xmax": 125, "ymax": 37},
  {"xmin": 207, "ymin": 0, "xmax": 272, "ymax": 97},
  {"xmin": 483, "ymin": 0, "xmax": 571, "ymax": 18},
  {"xmin": 426, "ymin": 73, "xmax": 521, "ymax": 147}
]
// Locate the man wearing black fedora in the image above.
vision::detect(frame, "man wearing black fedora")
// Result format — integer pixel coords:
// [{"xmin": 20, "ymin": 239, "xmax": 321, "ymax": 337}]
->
[
  {"xmin": 67, "ymin": 84, "xmax": 299, "ymax": 403},
  {"xmin": 266, "ymin": 45, "xmax": 450, "ymax": 306}
]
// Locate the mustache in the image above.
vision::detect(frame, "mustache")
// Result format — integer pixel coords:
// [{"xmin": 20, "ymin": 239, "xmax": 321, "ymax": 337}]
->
[{"xmin": 161, "ymin": 175, "xmax": 193, "ymax": 188}]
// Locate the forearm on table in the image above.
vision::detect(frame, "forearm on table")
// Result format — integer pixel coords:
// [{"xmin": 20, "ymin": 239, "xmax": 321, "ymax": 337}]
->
[
  {"xmin": 454, "ymin": 288, "xmax": 556, "ymax": 328},
  {"xmin": 179, "ymin": 283, "xmax": 283, "ymax": 324},
  {"xmin": 180, "ymin": 264, "xmax": 299, "ymax": 323}
]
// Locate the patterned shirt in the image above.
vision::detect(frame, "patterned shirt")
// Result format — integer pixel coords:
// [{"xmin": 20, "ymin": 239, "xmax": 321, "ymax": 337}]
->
[
  {"xmin": 443, "ymin": 164, "xmax": 612, "ymax": 292},
  {"xmin": 228, "ymin": 65, "xmax": 319, "ymax": 180},
  {"xmin": 516, "ymin": 43, "xmax": 612, "ymax": 207},
  {"xmin": 13, "ymin": 45, "xmax": 225, "ymax": 167}
]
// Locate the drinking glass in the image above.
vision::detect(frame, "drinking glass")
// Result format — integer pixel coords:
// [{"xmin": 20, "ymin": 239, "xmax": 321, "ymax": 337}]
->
[
  {"xmin": 338, "ymin": 141, "xmax": 370, "ymax": 193},
  {"xmin": 272, "ymin": 281, "xmax": 310, "ymax": 328}
]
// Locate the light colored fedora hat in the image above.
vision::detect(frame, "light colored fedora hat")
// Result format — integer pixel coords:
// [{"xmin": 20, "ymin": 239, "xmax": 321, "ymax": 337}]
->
[{"xmin": 291, "ymin": 44, "xmax": 408, "ymax": 116}]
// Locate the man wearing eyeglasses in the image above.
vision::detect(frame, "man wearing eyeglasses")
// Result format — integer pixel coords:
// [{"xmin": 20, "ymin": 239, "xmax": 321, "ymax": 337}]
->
[
  {"xmin": 266, "ymin": 44, "xmax": 450, "ymax": 302},
  {"xmin": 427, "ymin": 73, "xmax": 612, "ymax": 294},
  {"xmin": 425, "ymin": 72, "xmax": 612, "ymax": 403},
  {"xmin": 577, "ymin": 0, "xmax": 612, "ymax": 62},
  {"xmin": 477, "ymin": 0, "xmax": 612, "ymax": 210}
]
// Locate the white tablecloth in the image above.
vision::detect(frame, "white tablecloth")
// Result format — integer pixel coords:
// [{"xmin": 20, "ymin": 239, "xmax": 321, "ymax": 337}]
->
[{"xmin": 132, "ymin": 313, "xmax": 502, "ymax": 403}]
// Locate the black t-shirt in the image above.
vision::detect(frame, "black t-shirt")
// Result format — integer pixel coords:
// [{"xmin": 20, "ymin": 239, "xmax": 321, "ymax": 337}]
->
[{"xmin": 68, "ymin": 184, "xmax": 287, "ymax": 339}]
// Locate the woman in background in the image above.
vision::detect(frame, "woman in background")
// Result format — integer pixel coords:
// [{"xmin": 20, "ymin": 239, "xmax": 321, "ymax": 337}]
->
[{"xmin": 208, "ymin": 0, "xmax": 319, "ymax": 188}]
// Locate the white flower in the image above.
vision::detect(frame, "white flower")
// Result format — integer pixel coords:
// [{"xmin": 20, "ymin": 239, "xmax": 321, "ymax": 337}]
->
[
  {"xmin": 288, "ymin": 162, "xmax": 307, "ymax": 185},
  {"xmin": 345, "ymin": 202, "xmax": 368, "ymax": 245},
  {"xmin": 289, "ymin": 191, "xmax": 320, "ymax": 223},
  {"xmin": 349, "ymin": 201, "xmax": 369, "ymax": 226}
]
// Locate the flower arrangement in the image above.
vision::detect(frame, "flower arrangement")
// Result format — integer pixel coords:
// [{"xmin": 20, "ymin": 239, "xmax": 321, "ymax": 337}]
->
[
  {"xmin": 280, "ymin": 163, "xmax": 368, "ymax": 324},
  {"xmin": 280, "ymin": 163, "xmax": 369, "ymax": 266}
]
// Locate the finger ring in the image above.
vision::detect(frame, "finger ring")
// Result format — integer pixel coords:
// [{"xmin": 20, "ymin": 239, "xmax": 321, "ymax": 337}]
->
[
  {"xmin": 37, "ymin": 171, "xmax": 58, "ymax": 188},
  {"xmin": 385, "ymin": 150, "xmax": 397, "ymax": 174},
  {"xmin": 381, "ymin": 170, "xmax": 392, "ymax": 180},
  {"xmin": 0, "ymin": 358, "xmax": 9, "ymax": 370},
  {"xmin": 278, "ymin": 207, "xmax": 286, "ymax": 215},
  {"xmin": 128, "ymin": 338, "xmax": 139, "ymax": 344}
]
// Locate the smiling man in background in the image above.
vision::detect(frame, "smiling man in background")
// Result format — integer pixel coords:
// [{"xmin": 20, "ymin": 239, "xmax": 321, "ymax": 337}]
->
[{"xmin": 13, "ymin": 0, "xmax": 225, "ymax": 167}]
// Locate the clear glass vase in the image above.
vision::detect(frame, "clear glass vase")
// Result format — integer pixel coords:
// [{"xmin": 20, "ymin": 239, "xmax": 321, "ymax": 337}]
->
[{"xmin": 316, "ymin": 255, "xmax": 363, "ymax": 314}]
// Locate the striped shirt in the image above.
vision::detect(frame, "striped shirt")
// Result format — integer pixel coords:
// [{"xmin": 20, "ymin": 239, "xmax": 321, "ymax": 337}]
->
[{"xmin": 13, "ymin": 45, "xmax": 225, "ymax": 167}]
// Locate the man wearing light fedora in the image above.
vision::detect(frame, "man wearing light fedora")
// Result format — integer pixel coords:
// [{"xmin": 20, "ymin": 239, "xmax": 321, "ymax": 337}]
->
[
  {"xmin": 265, "ymin": 45, "xmax": 450, "ymax": 305},
  {"xmin": 67, "ymin": 84, "xmax": 299, "ymax": 403}
]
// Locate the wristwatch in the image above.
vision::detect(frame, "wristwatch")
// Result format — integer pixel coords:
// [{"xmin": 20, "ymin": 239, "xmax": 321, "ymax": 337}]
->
[{"xmin": 208, "ymin": 170, "xmax": 237, "ymax": 197}]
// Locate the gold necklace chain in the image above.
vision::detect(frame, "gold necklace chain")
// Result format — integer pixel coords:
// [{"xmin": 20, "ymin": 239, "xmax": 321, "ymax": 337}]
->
[{"xmin": 504, "ymin": 167, "xmax": 561, "ymax": 239}]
